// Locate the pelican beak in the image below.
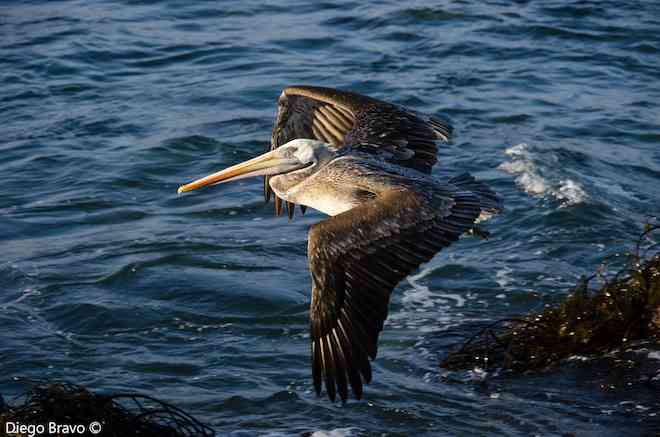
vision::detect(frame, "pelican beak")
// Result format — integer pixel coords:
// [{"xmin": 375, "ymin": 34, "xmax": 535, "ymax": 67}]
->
[{"xmin": 177, "ymin": 150, "xmax": 301, "ymax": 194}]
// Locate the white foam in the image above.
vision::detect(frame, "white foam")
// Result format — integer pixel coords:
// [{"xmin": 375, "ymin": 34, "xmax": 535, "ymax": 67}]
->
[
  {"xmin": 555, "ymin": 179, "xmax": 588, "ymax": 206},
  {"xmin": 387, "ymin": 264, "xmax": 467, "ymax": 333},
  {"xmin": 404, "ymin": 266, "xmax": 466, "ymax": 308},
  {"xmin": 648, "ymin": 351, "xmax": 660, "ymax": 360},
  {"xmin": 498, "ymin": 144, "xmax": 549, "ymax": 197},
  {"xmin": 402, "ymin": 268, "xmax": 436, "ymax": 309},
  {"xmin": 495, "ymin": 266, "xmax": 513, "ymax": 289},
  {"xmin": 498, "ymin": 143, "xmax": 588, "ymax": 206}
]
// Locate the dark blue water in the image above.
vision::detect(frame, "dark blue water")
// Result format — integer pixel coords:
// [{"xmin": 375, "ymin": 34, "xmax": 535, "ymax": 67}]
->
[{"xmin": 2, "ymin": 1, "xmax": 660, "ymax": 435}]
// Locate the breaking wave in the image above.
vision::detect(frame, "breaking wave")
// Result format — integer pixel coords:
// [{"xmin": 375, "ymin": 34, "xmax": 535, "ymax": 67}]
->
[{"xmin": 498, "ymin": 143, "xmax": 588, "ymax": 207}]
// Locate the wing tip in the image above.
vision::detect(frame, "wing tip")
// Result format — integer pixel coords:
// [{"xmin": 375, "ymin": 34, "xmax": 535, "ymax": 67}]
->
[
  {"xmin": 429, "ymin": 116, "xmax": 453, "ymax": 142},
  {"xmin": 448, "ymin": 173, "xmax": 503, "ymax": 215}
]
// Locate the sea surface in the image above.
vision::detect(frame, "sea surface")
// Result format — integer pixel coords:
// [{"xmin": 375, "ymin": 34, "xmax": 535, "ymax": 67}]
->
[{"xmin": 2, "ymin": 1, "xmax": 660, "ymax": 435}]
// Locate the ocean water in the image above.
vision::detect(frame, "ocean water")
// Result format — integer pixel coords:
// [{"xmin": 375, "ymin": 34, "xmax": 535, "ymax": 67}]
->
[{"xmin": 2, "ymin": 0, "xmax": 659, "ymax": 435}]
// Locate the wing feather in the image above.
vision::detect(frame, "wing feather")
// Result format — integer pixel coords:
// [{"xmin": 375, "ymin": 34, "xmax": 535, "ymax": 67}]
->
[
  {"xmin": 308, "ymin": 188, "xmax": 480, "ymax": 402},
  {"xmin": 266, "ymin": 85, "xmax": 453, "ymax": 217}
]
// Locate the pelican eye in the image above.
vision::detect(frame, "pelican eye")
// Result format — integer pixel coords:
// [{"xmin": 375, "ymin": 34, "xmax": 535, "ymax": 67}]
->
[{"xmin": 280, "ymin": 147, "xmax": 296, "ymax": 158}]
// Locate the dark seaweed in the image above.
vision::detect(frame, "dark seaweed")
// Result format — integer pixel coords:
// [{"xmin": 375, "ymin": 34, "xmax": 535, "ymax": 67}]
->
[
  {"xmin": 0, "ymin": 379, "xmax": 214, "ymax": 437},
  {"xmin": 442, "ymin": 224, "xmax": 660, "ymax": 374}
]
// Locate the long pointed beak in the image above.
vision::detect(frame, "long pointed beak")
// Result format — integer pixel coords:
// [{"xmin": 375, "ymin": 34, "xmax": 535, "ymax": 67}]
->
[{"xmin": 177, "ymin": 150, "xmax": 298, "ymax": 194}]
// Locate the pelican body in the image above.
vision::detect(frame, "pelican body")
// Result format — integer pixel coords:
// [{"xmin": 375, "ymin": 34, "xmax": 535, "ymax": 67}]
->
[{"xmin": 178, "ymin": 86, "xmax": 502, "ymax": 403}]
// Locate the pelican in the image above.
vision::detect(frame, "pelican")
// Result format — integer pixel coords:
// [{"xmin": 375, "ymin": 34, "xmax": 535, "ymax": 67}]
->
[{"xmin": 177, "ymin": 86, "xmax": 502, "ymax": 402}]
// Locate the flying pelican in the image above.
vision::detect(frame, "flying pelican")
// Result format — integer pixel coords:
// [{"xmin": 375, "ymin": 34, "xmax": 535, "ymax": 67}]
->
[{"xmin": 177, "ymin": 86, "xmax": 502, "ymax": 402}]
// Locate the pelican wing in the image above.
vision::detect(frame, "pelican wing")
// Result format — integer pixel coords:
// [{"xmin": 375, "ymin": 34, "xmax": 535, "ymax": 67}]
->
[
  {"xmin": 307, "ymin": 188, "xmax": 480, "ymax": 402},
  {"xmin": 266, "ymin": 85, "xmax": 453, "ymax": 218}
]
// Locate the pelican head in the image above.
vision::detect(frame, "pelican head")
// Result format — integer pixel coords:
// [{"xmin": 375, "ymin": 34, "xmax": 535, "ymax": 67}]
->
[{"xmin": 177, "ymin": 139, "xmax": 332, "ymax": 194}]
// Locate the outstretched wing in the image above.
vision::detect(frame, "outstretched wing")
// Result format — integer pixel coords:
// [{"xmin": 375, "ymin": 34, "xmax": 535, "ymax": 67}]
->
[
  {"xmin": 266, "ymin": 85, "xmax": 453, "ymax": 218},
  {"xmin": 307, "ymin": 188, "xmax": 480, "ymax": 402}
]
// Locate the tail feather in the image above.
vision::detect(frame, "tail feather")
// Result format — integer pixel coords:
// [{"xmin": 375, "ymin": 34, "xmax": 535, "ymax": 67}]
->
[{"xmin": 448, "ymin": 172, "xmax": 503, "ymax": 215}]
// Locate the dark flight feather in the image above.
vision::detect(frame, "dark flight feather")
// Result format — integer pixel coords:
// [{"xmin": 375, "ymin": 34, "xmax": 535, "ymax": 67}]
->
[
  {"xmin": 307, "ymin": 188, "xmax": 481, "ymax": 402},
  {"xmin": 265, "ymin": 86, "xmax": 453, "ymax": 218}
]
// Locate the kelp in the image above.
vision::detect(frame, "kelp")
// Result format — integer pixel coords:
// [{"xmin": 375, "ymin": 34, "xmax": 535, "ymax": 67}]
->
[
  {"xmin": 442, "ymin": 224, "xmax": 660, "ymax": 373},
  {"xmin": 0, "ymin": 378, "xmax": 214, "ymax": 437}
]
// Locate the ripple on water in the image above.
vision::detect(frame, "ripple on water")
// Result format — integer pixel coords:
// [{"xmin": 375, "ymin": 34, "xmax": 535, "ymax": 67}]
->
[{"xmin": 2, "ymin": 0, "xmax": 660, "ymax": 435}]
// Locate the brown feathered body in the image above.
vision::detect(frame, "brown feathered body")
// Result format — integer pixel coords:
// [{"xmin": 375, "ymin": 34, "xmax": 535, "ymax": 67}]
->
[
  {"xmin": 262, "ymin": 86, "xmax": 502, "ymax": 403},
  {"xmin": 178, "ymin": 85, "xmax": 502, "ymax": 403}
]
